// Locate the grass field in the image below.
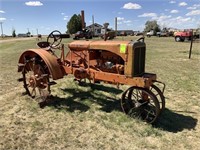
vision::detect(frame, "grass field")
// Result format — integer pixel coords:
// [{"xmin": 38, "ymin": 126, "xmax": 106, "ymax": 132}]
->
[{"xmin": 0, "ymin": 36, "xmax": 200, "ymax": 149}]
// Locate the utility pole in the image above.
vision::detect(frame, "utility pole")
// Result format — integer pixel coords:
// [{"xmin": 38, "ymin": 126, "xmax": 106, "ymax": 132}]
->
[
  {"xmin": 115, "ymin": 17, "xmax": 117, "ymax": 36},
  {"xmin": 0, "ymin": 22, "xmax": 4, "ymax": 38}
]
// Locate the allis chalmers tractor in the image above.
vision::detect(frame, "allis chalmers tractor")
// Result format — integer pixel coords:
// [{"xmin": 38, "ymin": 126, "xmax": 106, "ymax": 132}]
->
[{"xmin": 17, "ymin": 30, "xmax": 165, "ymax": 124}]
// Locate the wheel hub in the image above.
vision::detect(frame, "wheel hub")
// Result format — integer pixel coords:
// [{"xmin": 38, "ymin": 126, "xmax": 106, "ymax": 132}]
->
[
  {"xmin": 28, "ymin": 75, "xmax": 37, "ymax": 87},
  {"xmin": 135, "ymin": 100, "xmax": 148, "ymax": 108}
]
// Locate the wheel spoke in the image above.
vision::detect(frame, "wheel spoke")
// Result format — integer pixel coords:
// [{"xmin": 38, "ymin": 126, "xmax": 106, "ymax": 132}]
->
[{"xmin": 30, "ymin": 87, "xmax": 36, "ymax": 97}]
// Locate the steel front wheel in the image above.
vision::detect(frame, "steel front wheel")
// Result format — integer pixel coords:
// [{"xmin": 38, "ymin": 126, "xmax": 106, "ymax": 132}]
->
[
  {"xmin": 121, "ymin": 87, "xmax": 160, "ymax": 124},
  {"xmin": 149, "ymin": 85, "xmax": 165, "ymax": 114},
  {"xmin": 22, "ymin": 58, "xmax": 50, "ymax": 103}
]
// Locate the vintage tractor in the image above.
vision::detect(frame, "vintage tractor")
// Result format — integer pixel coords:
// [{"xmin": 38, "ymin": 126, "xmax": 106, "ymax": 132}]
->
[{"xmin": 17, "ymin": 30, "xmax": 165, "ymax": 124}]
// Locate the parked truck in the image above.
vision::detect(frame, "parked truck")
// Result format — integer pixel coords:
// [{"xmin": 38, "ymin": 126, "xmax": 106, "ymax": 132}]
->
[
  {"xmin": 174, "ymin": 30, "xmax": 193, "ymax": 42},
  {"xmin": 146, "ymin": 30, "xmax": 154, "ymax": 37}
]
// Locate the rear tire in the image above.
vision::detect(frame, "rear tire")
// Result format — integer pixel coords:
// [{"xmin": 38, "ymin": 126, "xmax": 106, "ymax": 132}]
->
[{"xmin": 22, "ymin": 57, "xmax": 50, "ymax": 103}]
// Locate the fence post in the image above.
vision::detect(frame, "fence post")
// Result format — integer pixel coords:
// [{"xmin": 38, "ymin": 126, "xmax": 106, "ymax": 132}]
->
[{"xmin": 189, "ymin": 30, "xmax": 193, "ymax": 59}]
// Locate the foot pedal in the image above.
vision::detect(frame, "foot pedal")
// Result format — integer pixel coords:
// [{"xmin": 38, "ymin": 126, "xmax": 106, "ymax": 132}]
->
[
  {"xmin": 41, "ymin": 74, "xmax": 49, "ymax": 78},
  {"xmin": 17, "ymin": 78, "xmax": 23, "ymax": 82},
  {"xmin": 18, "ymin": 63, "xmax": 25, "ymax": 67},
  {"xmin": 18, "ymin": 63, "xmax": 25, "ymax": 72},
  {"xmin": 48, "ymin": 81, "xmax": 57, "ymax": 86}
]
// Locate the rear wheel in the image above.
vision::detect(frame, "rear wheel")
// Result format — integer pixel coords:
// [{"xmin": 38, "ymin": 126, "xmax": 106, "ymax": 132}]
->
[
  {"xmin": 22, "ymin": 57, "xmax": 50, "ymax": 103},
  {"xmin": 121, "ymin": 86, "xmax": 160, "ymax": 124},
  {"xmin": 181, "ymin": 37, "xmax": 185, "ymax": 42}
]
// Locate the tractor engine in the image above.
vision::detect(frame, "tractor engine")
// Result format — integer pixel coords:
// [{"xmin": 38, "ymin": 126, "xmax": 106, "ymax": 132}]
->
[
  {"xmin": 67, "ymin": 40, "xmax": 146, "ymax": 80},
  {"xmin": 94, "ymin": 50, "xmax": 124, "ymax": 74}
]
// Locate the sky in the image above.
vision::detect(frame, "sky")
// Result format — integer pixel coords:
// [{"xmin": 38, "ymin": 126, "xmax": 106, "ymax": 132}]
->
[{"xmin": 0, "ymin": 0, "xmax": 200, "ymax": 35}]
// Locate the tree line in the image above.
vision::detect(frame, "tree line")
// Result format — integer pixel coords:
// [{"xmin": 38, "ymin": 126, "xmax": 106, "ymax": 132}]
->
[{"xmin": 66, "ymin": 13, "xmax": 162, "ymax": 35}]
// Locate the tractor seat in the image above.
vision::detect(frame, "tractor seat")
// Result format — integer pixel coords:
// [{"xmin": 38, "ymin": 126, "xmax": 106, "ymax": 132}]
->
[{"xmin": 37, "ymin": 41, "xmax": 50, "ymax": 49}]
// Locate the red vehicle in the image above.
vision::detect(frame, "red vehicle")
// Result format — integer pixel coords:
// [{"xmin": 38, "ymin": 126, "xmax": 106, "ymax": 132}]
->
[{"xmin": 174, "ymin": 30, "xmax": 192, "ymax": 42}]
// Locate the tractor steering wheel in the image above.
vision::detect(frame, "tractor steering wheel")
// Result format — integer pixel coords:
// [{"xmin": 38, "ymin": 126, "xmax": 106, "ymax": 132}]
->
[
  {"xmin": 137, "ymin": 37, "xmax": 145, "ymax": 42},
  {"xmin": 47, "ymin": 30, "xmax": 62, "ymax": 48}
]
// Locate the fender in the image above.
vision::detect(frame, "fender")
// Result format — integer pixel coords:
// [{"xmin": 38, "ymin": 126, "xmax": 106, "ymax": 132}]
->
[{"xmin": 18, "ymin": 49, "xmax": 64, "ymax": 80}]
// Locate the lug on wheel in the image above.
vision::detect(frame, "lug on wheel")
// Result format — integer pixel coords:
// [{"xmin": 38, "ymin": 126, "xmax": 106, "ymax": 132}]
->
[
  {"xmin": 22, "ymin": 57, "xmax": 50, "ymax": 104},
  {"xmin": 121, "ymin": 86, "xmax": 160, "ymax": 124}
]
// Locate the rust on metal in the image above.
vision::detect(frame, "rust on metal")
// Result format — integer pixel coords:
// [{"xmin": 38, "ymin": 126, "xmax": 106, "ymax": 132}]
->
[
  {"xmin": 17, "ymin": 30, "xmax": 165, "ymax": 123},
  {"xmin": 18, "ymin": 49, "xmax": 64, "ymax": 80},
  {"xmin": 81, "ymin": 10, "xmax": 85, "ymax": 30}
]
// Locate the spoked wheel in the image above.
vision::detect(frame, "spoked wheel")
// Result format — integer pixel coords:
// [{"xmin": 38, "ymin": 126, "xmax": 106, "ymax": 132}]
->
[
  {"xmin": 149, "ymin": 85, "xmax": 165, "ymax": 114},
  {"xmin": 121, "ymin": 86, "xmax": 160, "ymax": 124},
  {"xmin": 22, "ymin": 57, "xmax": 50, "ymax": 103}
]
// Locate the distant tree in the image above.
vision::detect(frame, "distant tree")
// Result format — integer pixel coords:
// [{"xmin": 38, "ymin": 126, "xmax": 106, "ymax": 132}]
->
[
  {"xmin": 27, "ymin": 31, "xmax": 31, "ymax": 36},
  {"xmin": 67, "ymin": 14, "xmax": 82, "ymax": 34},
  {"xmin": 144, "ymin": 20, "xmax": 160, "ymax": 35},
  {"xmin": 12, "ymin": 29, "xmax": 16, "ymax": 37},
  {"xmin": 162, "ymin": 27, "xmax": 168, "ymax": 32}
]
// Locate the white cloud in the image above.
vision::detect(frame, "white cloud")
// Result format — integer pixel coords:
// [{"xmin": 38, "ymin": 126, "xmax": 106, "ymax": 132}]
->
[
  {"xmin": 116, "ymin": 17, "xmax": 132, "ymax": 26},
  {"xmin": 164, "ymin": 16, "xmax": 192, "ymax": 27},
  {"xmin": 123, "ymin": 3, "xmax": 141, "ymax": 9},
  {"xmin": 170, "ymin": 10, "xmax": 179, "ymax": 13},
  {"xmin": 61, "ymin": 13, "xmax": 65, "ymax": 15},
  {"xmin": 0, "ymin": 10, "xmax": 5, "ymax": 13},
  {"xmin": 0, "ymin": 18, "xmax": 6, "ymax": 21},
  {"xmin": 63, "ymin": 16, "xmax": 69, "ymax": 21},
  {"xmin": 187, "ymin": 7, "xmax": 196, "ymax": 10},
  {"xmin": 154, "ymin": 15, "xmax": 172, "ymax": 24},
  {"xmin": 158, "ymin": 15, "xmax": 172, "ymax": 20},
  {"xmin": 186, "ymin": 10, "xmax": 200, "ymax": 16},
  {"xmin": 187, "ymin": 4, "xmax": 200, "ymax": 10},
  {"xmin": 179, "ymin": 2, "xmax": 187, "ymax": 6},
  {"xmin": 25, "ymin": 1, "xmax": 43, "ymax": 6},
  {"xmin": 123, "ymin": 20, "xmax": 132, "ymax": 26},
  {"xmin": 194, "ymin": 4, "xmax": 200, "ymax": 7},
  {"xmin": 117, "ymin": 22, "xmax": 122, "ymax": 25},
  {"xmin": 169, "ymin": 1, "xmax": 176, "ymax": 4},
  {"xmin": 175, "ymin": 16, "xmax": 191, "ymax": 22},
  {"xmin": 124, "ymin": 20, "xmax": 132, "ymax": 23},
  {"xmin": 117, "ymin": 17, "xmax": 124, "ymax": 21},
  {"xmin": 138, "ymin": 13, "xmax": 157, "ymax": 17}
]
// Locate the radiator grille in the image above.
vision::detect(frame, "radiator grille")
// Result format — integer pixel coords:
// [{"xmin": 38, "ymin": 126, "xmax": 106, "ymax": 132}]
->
[{"xmin": 133, "ymin": 47, "xmax": 146, "ymax": 76}]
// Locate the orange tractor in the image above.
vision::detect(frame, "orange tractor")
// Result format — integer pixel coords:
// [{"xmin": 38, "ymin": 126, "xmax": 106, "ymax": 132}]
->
[{"xmin": 17, "ymin": 30, "xmax": 165, "ymax": 124}]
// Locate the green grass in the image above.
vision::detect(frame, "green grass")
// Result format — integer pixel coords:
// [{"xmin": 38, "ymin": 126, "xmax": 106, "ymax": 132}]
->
[{"xmin": 0, "ymin": 36, "xmax": 200, "ymax": 149}]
